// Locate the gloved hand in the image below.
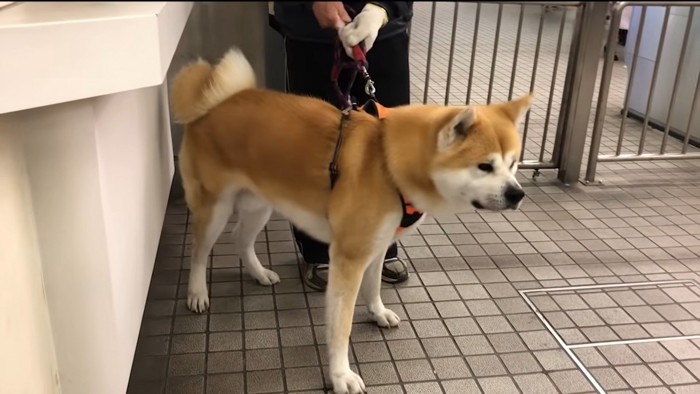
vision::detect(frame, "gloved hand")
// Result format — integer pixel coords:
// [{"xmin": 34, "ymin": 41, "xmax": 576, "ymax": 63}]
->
[{"xmin": 338, "ymin": 3, "xmax": 389, "ymax": 58}]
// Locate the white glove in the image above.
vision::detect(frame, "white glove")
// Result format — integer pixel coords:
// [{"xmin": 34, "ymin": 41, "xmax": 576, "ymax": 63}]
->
[{"xmin": 338, "ymin": 3, "xmax": 389, "ymax": 58}]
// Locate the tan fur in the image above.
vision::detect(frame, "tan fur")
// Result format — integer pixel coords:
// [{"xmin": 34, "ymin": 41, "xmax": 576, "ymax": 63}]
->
[
  {"xmin": 171, "ymin": 48, "xmax": 256, "ymax": 124},
  {"xmin": 169, "ymin": 59, "xmax": 213, "ymax": 124},
  {"xmin": 170, "ymin": 48, "xmax": 532, "ymax": 393}
]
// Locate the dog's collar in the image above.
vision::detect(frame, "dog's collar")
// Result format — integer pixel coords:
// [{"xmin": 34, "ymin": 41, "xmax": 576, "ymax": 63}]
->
[
  {"xmin": 361, "ymin": 100, "xmax": 425, "ymax": 234},
  {"xmin": 326, "ymin": 100, "xmax": 425, "ymax": 232},
  {"xmin": 396, "ymin": 194, "xmax": 424, "ymax": 236}
]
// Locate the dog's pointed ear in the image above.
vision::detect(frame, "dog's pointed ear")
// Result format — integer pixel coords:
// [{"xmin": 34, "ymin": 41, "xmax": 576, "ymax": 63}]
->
[
  {"xmin": 437, "ymin": 107, "xmax": 476, "ymax": 151},
  {"xmin": 500, "ymin": 92, "xmax": 535, "ymax": 128}
]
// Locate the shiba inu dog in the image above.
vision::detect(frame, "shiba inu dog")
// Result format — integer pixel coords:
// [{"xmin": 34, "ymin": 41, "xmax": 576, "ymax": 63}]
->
[{"xmin": 170, "ymin": 47, "xmax": 530, "ymax": 394}]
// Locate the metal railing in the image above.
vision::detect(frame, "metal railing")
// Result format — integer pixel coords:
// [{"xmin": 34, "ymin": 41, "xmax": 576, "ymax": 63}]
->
[
  {"xmin": 408, "ymin": 2, "xmax": 607, "ymax": 181},
  {"xmin": 585, "ymin": 1, "xmax": 700, "ymax": 183}
]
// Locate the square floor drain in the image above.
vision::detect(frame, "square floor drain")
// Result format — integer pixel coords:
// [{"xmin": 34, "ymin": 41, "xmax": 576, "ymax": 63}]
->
[{"xmin": 520, "ymin": 280, "xmax": 700, "ymax": 393}]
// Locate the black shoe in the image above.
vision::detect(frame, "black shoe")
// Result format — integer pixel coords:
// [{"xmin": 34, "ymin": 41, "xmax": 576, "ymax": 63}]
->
[
  {"xmin": 295, "ymin": 226, "xmax": 410, "ymax": 290},
  {"xmin": 301, "ymin": 257, "xmax": 410, "ymax": 292},
  {"xmin": 381, "ymin": 257, "xmax": 410, "ymax": 284},
  {"xmin": 381, "ymin": 242, "xmax": 409, "ymax": 284},
  {"xmin": 302, "ymin": 261, "xmax": 329, "ymax": 292}
]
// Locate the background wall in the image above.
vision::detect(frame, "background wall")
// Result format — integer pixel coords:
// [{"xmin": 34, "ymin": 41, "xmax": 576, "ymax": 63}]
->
[{"xmin": 166, "ymin": 2, "xmax": 287, "ymax": 200}]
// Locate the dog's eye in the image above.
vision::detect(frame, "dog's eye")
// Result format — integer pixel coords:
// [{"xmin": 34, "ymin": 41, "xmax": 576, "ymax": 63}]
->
[
  {"xmin": 509, "ymin": 161, "xmax": 516, "ymax": 170},
  {"xmin": 478, "ymin": 163, "xmax": 494, "ymax": 173}
]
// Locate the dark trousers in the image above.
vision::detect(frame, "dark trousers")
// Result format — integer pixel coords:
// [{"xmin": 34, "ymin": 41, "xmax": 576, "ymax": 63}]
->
[{"xmin": 283, "ymin": 31, "xmax": 411, "ymax": 264}]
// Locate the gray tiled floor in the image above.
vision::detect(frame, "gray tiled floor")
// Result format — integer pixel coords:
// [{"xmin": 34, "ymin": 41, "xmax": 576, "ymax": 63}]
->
[{"xmin": 127, "ymin": 3, "xmax": 700, "ymax": 394}]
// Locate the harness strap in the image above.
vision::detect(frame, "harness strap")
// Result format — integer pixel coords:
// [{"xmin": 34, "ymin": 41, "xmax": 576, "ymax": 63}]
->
[
  {"xmin": 328, "ymin": 100, "xmax": 384, "ymax": 190},
  {"xmin": 329, "ymin": 110, "xmax": 350, "ymax": 188}
]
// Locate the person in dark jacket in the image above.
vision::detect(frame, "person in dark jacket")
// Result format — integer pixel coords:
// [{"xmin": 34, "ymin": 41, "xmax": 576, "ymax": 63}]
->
[{"xmin": 271, "ymin": 2, "xmax": 414, "ymax": 291}]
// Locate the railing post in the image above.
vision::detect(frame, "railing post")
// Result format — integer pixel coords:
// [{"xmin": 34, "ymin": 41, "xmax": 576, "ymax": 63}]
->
[{"xmin": 556, "ymin": 2, "xmax": 609, "ymax": 185}]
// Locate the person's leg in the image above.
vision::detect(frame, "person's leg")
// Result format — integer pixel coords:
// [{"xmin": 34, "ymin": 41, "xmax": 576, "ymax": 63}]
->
[
  {"xmin": 285, "ymin": 33, "xmax": 411, "ymax": 112},
  {"xmin": 284, "ymin": 38, "xmax": 336, "ymax": 283},
  {"xmin": 350, "ymin": 31, "xmax": 411, "ymax": 282},
  {"xmin": 360, "ymin": 32, "xmax": 411, "ymax": 108},
  {"xmin": 284, "ymin": 34, "xmax": 412, "ymax": 289},
  {"xmin": 285, "ymin": 39, "xmax": 337, "ymax": 101}
]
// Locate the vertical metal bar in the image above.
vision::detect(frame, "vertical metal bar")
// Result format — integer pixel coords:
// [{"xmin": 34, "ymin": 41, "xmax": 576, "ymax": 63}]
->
[
  {"xmin": 466, "ymin": 3, "xmax": 481, "ymax": 105},
  {"xmin": 540, "ymin": 7, "xmax": 569, "ymax": 163},
  {"xmin": 445, "ymin": 2, "xmax": 460, "ymax": 106},
  {"xmin": 552, "ymin": 5, "xmax": 584, "ymax": 167},
  {"xmin": 520, "ymin": 5, "xmax": 545, "ymax": 162},
  {"xmin": 638, "ymin": 7, "xmax": 670, "ymax": 155},
  {"xmin": 682, "ymin": 68, "xmax": 700, "ymax": 153},
  {"xmin": 422, "ymin": 1, "xmax": 437, "ymax": 105},
  {"xmin": 660, "ymin": 6, "xmax": 694, "ymax": 154},
  {"xmin": 487, "ymin": 4, "xmax": 504, "ymax": 104},
  {"xmin": 557, "ymin": 2, "xmax": 609, "ymax": 184},
  {"xmin": 585, "ymin": 5, "xmax": 624, "ymax": 183},
  {"xmin": 617, "ymin": 6, "xmax": 647, "ymax": 156},
  {"xmin": 508, "ymin": 4, "xmax": 525, "ymax": 101}
]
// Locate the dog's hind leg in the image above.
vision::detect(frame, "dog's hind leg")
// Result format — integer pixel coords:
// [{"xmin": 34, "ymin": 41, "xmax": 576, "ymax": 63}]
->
[
  {"xmin": 233, "ymin": 193, "xmax": 280, "ymax": 286},
  {"xmin": 187, "ymin": 190, "xmax": 235, "ymax": 313},
  {"xmin": 360, "ymin": 253, "xmax": 400, "ymax": 328}
]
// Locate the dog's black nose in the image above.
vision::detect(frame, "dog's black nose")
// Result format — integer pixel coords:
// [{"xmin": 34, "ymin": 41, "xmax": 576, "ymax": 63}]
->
[{"xmin": 505, "ymin": 185, "xmax": 525, "ymax": 206}]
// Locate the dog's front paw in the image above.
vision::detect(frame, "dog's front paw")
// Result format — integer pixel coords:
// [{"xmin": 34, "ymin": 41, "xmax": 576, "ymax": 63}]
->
[
  {"xmin": 253, "ymin": 268, "xmax": 280, "ymax": 286},
  {"xmin": 371, "ymin": 307, "xmax": 400, "ymax": 328},
  {"xmin": 187, "ymin": 282, "xmax": 210, "ymax": 313},
  {"xmin": 331, "ymin": 369, "xmax": 366, "ymax": 394}
]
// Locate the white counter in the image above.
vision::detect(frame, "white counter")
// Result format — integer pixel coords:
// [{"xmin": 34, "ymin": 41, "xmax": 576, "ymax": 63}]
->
[
  {"xmin": 0, "ymin": 2, "xmax": 189, "ymax": 114},
  {"xmin": 0, "ymin": 2, "xmax": 193, "ymax": 393}
]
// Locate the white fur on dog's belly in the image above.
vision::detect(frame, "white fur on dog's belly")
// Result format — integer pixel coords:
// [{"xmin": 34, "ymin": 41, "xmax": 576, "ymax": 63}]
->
[{"xmin": 273, "ymin": 201, "xmax": 333, "ymax": 243}]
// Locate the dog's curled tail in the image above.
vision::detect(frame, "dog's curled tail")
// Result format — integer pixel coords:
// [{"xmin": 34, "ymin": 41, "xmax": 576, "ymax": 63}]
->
[{"xmin": 170, "ymin": 47, "xmax": 256, "ymax": 124}]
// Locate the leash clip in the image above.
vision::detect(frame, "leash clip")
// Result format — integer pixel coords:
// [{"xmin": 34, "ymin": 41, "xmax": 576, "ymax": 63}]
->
[
  {"xmin": 331, "ymin": 30, "xmax": 379, "ymax": 108},
  {"xmin": 360, "ymin": 66, "xmax": 377, "ymax": 100},
  {"xmin": 364, "ymin": 77, "xmax": 376, "ymax": 98}
]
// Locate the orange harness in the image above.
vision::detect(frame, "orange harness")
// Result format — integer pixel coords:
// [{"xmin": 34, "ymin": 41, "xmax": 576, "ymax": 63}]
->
[{"xmin": 329, "ymin": 100, "xmax": 424, "ymax": 237}]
